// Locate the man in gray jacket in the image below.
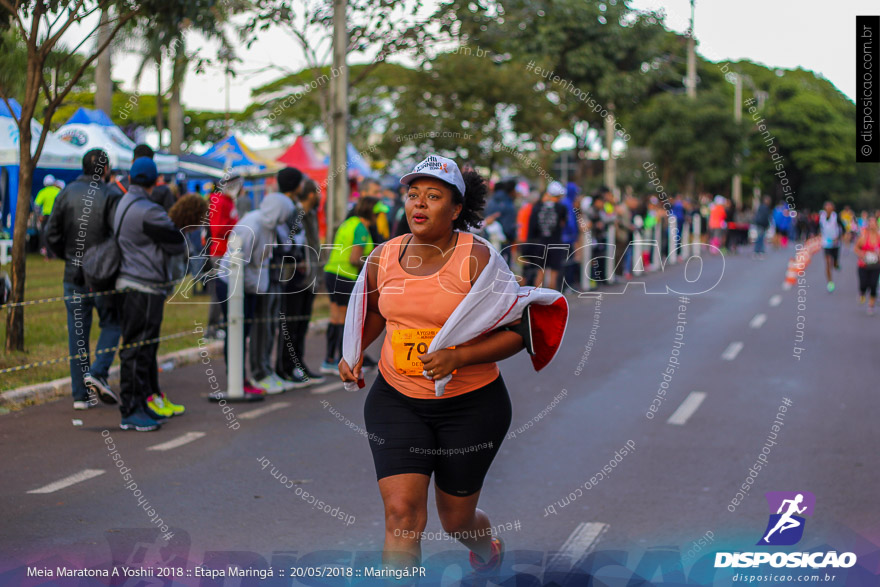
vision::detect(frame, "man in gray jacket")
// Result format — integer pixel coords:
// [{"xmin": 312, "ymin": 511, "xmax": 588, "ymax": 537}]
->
[{"xmin": 114, "ymin": 157, "xmax": 186, "ymax": 431}]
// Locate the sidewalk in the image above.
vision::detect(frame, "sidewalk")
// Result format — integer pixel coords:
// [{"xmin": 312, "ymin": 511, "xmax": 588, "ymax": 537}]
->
[{"xmin": 0, "ymin": 318, "xmax": 329, "ymax": 410}]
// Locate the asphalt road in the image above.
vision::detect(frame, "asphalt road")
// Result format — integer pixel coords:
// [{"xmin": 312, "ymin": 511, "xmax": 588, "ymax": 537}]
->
[{"xmin": 1, "ymin": 243, "xmax": 878, "ymax": 586}]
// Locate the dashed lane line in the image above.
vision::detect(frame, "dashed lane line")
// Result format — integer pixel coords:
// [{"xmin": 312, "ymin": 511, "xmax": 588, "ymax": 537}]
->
[
  {"xmin": 27, "ymin": 469, "xmax": 105, "ymax": 494},
  {"xmin": 721, "ymin": 341, "xmax": 744, "ymax": 361},
  {"xmin": 147, "ymin": 432, "xmax": 206, "ymax": 452},
  {"xmin": 667, "ymin": 392, "xmax": 707, "ymax": 426},
  {"xmin": 239, "ymin": 402, "xmax": 291, "ymax": 420}
]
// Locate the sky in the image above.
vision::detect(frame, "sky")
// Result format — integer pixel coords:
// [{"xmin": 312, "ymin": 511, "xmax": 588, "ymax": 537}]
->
[{"xmin": 96, "ymin": 0, "xmax": 868, "ymax": 149}]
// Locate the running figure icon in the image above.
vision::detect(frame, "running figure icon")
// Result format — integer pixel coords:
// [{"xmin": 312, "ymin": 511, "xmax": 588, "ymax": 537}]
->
[{"xmin": 763, "ymin": 494, "xmax": 808, "ymax": 543}]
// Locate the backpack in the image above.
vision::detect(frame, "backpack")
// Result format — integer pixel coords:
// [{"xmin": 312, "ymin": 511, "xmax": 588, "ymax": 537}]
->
[{"xmin": 81, "ymin": 198, "xmax": 137, "ymax": 291}]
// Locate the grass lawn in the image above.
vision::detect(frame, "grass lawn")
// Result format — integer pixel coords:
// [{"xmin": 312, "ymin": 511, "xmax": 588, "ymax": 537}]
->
[{"xmin": 1, "ymin": 255, "xmax": 329, "ymax": 391}]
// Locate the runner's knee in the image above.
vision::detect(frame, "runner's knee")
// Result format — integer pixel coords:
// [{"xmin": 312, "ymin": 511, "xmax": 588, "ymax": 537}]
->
[{"xmin": 384, "ymin": 499, "xmax": 427, "ymax": 534}]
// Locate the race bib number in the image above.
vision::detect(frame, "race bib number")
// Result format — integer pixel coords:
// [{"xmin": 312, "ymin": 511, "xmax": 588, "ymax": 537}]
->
[
  {"xmin": 824, "ymin": 237, "xmax": 835, "ymax": 248},
  {"xmin": 391, "ymin": 329, "xmax": 454, "ymax": 376},
  {"xmin": 866, "ymin": 252, "xmax": 879, "ymax": 265}
]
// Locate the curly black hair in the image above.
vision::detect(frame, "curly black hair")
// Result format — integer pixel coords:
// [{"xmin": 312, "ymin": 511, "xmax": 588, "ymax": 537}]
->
[
  {"xmin": 168, "ymin": 194, "xmax": 209, "ymax": 229},
  {"xmin": 452, "ymin": 169, "xmax": 487, "ymax": 231}
]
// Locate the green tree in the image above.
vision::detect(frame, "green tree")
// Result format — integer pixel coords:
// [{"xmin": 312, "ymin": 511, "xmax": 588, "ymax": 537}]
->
[
  {"xmin": 631, "ymin": 90, "xmax": 742, "ymax": 195},
  {"xmin": 439, "ymin": 0, "xmax": 669, "ymax": 186},
  {"xmin": 737, "ymin": 66, "xmax": 878, "ymax": 210},
  {"xmin": 0, "ymin": 0, "xmax": 219, "ymax": 352}
]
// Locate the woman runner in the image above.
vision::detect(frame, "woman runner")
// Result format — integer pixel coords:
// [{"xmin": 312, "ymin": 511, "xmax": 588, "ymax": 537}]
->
[
  {"xmin": 854, "ymin": 215, "xmax": 880, "ymax": 315},
  {"xmin": 339, "ymin": 155, "xmax": 568, "ymax": 574}
]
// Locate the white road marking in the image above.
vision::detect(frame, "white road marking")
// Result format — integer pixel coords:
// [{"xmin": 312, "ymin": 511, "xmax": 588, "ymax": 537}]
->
[
  {"xmin": 239, "ymin": 402, "xmax": 291, "ymax": 420},
  {"xmin": 309, "ymin": 382, "xmax": 344, "ymax": 395},
  {"xmin": 769, "ymin": 295, "xmax": 782, "ymax": 307},
  {"xmin": 667, "ymin": 392, "xmax": 707, "ymax": 426},
  {"xmin": 27, "ymin": 469, "xmax": 105, "ymax": 494},
  {"xmin": 749, "ymin": 314, "xmax": 767, "ymax": 329},
  {"xmin": 147, "ymin": 432, "xmax": 206, "ymax": 452},
  {"xmin": 547, "ymin": 522, "xmax": 609, "ymax": 570},
  {"xmin": 721, "ymin": 341, "xmax": 744, "ymax": 361}
]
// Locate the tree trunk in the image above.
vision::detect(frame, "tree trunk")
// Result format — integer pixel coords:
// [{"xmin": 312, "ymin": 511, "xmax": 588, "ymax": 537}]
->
[
  {"xmin": 94, "ymin": 9, "xmax": 113, "ymax": 115},
  {"xmin": 155, "ymin": 59, "xmax": 165, "ymax": 149},
  {"xmin": 168, "ymin": 44, "xmax": 186, "ymax": 155},
  {"xmin": 5, "ymin": 59, "xmax": 40, "ymax": 352}
]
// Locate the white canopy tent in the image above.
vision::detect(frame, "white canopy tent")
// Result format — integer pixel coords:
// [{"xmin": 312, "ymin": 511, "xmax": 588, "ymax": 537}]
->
[{"xmin": 57, "ymin": 108, "xmax": 177, "ymax": 173}]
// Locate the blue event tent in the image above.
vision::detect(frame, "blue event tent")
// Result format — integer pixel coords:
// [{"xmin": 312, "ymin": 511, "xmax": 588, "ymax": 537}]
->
[
  {"xmin": 57, "ymin": 107, "xmax": 177, "ymax": 174},
  {"xmin": 199, "ymin": 134, "xmax": 279, "ymax": 177},
  {"xmin": 1, "ymin": 99, "xmax": 82, "ymax": 231},
  {"xmin": 322, "ymin": 143, "xmax": 375, "ymax": 178}
]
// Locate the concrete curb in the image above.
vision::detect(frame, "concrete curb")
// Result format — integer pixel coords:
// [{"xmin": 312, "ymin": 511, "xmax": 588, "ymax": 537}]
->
[{"xmin": 0, "ymin": 318, "xmax": 330, "ymax": 411}]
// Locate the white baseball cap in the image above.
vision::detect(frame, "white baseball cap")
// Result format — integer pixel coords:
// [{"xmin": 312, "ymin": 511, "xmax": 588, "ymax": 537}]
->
[
  {"xmin": 400, "ymin": 155, "xmax": 466, "ymax": 197},
  {"xmin": 43, "ymin": 174, "xmax": 56, "ymax": 187},
  {"xmin": 547, "ymin": 181, "xmax": 565, "ymax": 197}
]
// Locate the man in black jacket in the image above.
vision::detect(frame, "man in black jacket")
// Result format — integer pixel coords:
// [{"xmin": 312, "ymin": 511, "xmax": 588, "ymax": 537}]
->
[
  {"xmin": 45, "ymin": 149, "xmax": 121, "ymax": 410},
  {"xmin": 114, "ymin": 157, "xmax": 187, "ymax": 431}
]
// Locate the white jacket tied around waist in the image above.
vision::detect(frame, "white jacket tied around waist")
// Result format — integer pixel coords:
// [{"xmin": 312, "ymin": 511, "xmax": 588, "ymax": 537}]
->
[{"xmin": 342, "ymin": 233, "xmax": 570, "ymax": 396}]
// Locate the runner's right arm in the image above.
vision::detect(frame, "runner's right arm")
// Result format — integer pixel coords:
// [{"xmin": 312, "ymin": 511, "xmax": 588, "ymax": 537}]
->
[{"xmin": 339, "ymin": 244, "xmax": 386, "ymax": 383}]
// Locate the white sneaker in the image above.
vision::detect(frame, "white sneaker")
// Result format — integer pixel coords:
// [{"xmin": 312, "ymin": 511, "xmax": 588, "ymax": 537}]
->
[
  {"xmin": 73, "ymin": 400, "xmax": 92, "ymax": 410},
  {"xmin": 255, "ymin": 375, "xmax": 286, "ymax": 395}
]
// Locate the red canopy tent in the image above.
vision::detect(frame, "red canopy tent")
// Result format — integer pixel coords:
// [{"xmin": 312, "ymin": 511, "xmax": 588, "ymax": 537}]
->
[{"xmin": 277, "ymin": 137, "xmax": 330, "ymax": 239}]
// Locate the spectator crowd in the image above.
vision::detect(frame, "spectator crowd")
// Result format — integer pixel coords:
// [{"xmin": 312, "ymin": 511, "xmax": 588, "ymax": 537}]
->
[{"xmin": 38, "ymin": 148, "xmax": 880, "ymax": 432}]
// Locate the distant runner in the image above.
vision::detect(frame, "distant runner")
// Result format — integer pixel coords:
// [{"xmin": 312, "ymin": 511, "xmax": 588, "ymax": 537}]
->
[
  {"xmin": 854, "ymin": 215, "xmax": 880, "ymax": 316},
  {"xmin": 819, "ymin": 201, "xmax": 843, "ymax": 293}
]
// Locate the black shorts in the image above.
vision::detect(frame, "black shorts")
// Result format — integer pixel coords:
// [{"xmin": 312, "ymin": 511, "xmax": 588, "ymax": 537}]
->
[
  {"xmin": 363, "ymin": 371, "xmax": 511, "ymax": 496},
  {"xmin": 824, "ymin": 247, "xmax": 839, "ymax": 263},
  {"xmin": 324, "ymin": 271, "xmax": 357, "ymax": 305}
]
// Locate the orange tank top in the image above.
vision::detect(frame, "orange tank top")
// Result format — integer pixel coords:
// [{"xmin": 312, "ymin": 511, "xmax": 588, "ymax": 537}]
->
[{"xmin": 377, "ymin": 232, "xmax": 500, "ymax": 399}]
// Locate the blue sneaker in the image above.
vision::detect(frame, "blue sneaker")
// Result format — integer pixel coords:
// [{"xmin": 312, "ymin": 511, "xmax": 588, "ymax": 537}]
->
[{"xmin": 120, "ymin": 409, "xmax": 161, "ymax": 432}]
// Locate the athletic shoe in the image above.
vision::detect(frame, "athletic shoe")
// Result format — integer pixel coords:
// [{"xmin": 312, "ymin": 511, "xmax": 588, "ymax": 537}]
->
[
  {"xmin": 120, "ymin": 409, "xmax": 161, "ymax": 432},
  {"xmin": 73, "ymin": 400, "xmax": 92, "ymax": 410},
  {"xmin": 146, "ymin": 394, "xmax": 175, "ymax": 418},
  {"xmin": 301, "ymin": 365, "xmax": 325, "ymax": 384},
  {"xmin": 868, "ymin": 306, "xmax": 876, "ymax": 316},
  {"xmin": 144, "ymin": 404, "xmax": 169, "ymax": 424},
  {"xmin": 279, "ymin": 368, "xmax": 314, "ymax": 389},
  {"xmin": 252, "ymin": 376, "xmax": 282, "ymax": 395},
  {"xmin": 860, "ymin": 295, "xmax": 866, "ymax": 305},
  {"xmin": 84, "ymin": 373, "xmax": 119, "ymax": 405},
  {"xmin": 160, "ymin": 394, "xmax": 185, "ymax": 416},
  {"xmin": 244, "ymin": 382, "xmax": 267, "ymax": 396},
  {"xmin": 361, "ymin": 355, "xmax": 378, "ymax": 372},
  {"xmin": 827, "ymin": 281, "xmax": 835, "ymax": 293},
  {"xmin": 469, "ymin": 536, "xmax": 504, "ymax": 574},
  {"xmin": 320, "ymin": 360, "xmax": 339, "ymax": 374}
]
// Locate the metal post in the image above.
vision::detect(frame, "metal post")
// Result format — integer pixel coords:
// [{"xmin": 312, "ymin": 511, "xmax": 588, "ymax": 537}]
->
[
  {"xmin": 682, "ymin": 217, "xmax": 691, "ymax": 257},
  {"xmin": 693, "ymin": 214, "xmax": 702, "ymax": 258},
  {"xmin": 632, "ymin": 229, "xmax": 643, "ymax": 276},
  {"xmin": 581, "ymin": 228, "xmax": 593, "ymax": 293},
  {"xmin": 212, "ymin": 235, "xmax": 263, "ymax": 403},
  {"xmin": 605, "ymin": 224, "xmax": 616, "ymax": 285},
  {"xmin": 668, "ymin": 216, "xmax": 678, "ymax": 264},
  {"xmin": 651, "ymin": 220, "xmax": 662, "ymax": 271}
]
